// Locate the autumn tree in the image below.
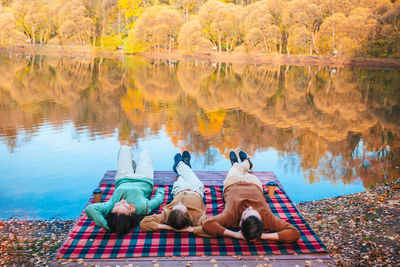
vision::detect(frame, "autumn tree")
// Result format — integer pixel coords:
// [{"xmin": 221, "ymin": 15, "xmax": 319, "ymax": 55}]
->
[
  {"xmin": 171, "ymin": 0, "xmax": 203, "ymax": 22},
  {"xmin": 284, "ymin": 0, "xmax": 330, "ymax": 55},
  {"xmin": 0, "ymin": 11, "xmax": 15, "ymax": 45},
  {"xmin": 118, "ymin": 0, "xmax": 145, "ymax": 30},
  {"xmin": 24, "ymin": 2, "xmax": 52, "ymax": 45},
  {"xmin": 197, "ymin": 0, "xmax": 224, "ymax": 51},
  {"xmin": 334, "ymin": 0, "xmax": 392, "ymax": 16},
  {"xmin": 370, "ymin": 3, "xmax": 400, "ymax": 57},
  {"xmin": 57, "ymin": 1, "xmax": 94, "ymax": 45},
  {"xmin": 241, "ymin": 1, "xmax": 280, "ymax": 53},
  {"xmin": 265, "ymin": 0, "xmax": 285, "ymax": 53},
  {"xmin": 316, "ymin": 8, "xmax": 377, "ymax": 56},
  {"xmin": 177, "ymin": 20, "xmax": 213, "ymax": 51},
  {"xmin": 198, "ymin": 0, "xmax": 242, "ymax": 52},
  {"xmin": 133, "ymin": 6, "xmax": 183, "ymax": 52},
  {"xmin": 11, "ymin": 0, "xmax": 51, "ymax": 45},
  {"xmin": 287, "ymin": 25, "xmax": 312, "ymax": 54}
]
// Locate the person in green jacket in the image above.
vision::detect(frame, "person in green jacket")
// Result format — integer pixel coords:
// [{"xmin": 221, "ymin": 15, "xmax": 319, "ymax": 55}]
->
[{"xmin": 85, "ymin": 146, "xmax": 166, "ymax": 235}]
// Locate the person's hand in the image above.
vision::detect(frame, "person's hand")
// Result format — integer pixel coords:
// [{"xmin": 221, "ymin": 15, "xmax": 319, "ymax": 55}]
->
[
  {"xmin": 156, "ymin": 187, "xmax": 166, "ymax": 195},
  {"xmin": 235, "ymin": 230, "xmax": 246, "ymax": 240},
  {"xmin": 175, "ymin": 226, "xmax": 194, "ymax": 232},
  {"xmin": 157, "ymin": 224, "xmax": 173, "ymax": 230}
]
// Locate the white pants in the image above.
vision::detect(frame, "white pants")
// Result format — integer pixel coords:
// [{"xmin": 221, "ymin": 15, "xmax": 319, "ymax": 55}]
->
[
  {"xmin": 223, "ymin": 160, "xmax": 263, "ymax": 191},
  {"xmin": 171, "ymin": 161, "xmax": 205, "ymax": 198},
  {"xmin": 115, "ymin": 146, "xmax": 154, "ymax": 180}
]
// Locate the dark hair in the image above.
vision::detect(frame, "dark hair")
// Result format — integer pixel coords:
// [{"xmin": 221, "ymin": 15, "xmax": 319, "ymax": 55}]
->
[
  {"xmin": 166, "ymin": 209, "xmax": 192, "ymax": 230},
  {"xmin": 106, "ymin": 212, "xmax": 139, "ymax": 236},
  {"xmin": 241, "ymin": 215, "xmax": 264, "ymax": 240}
]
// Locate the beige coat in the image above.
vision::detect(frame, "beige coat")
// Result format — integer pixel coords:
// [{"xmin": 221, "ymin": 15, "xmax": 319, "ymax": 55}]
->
[{"xmin": 140, "ymin": 191, "xmax": 212, "ymax": 237}]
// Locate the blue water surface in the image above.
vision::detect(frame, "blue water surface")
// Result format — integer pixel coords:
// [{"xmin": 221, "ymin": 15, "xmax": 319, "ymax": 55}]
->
[{"xmin": 0, "ymin": 122, "xmax": 364, "ymax": 219}]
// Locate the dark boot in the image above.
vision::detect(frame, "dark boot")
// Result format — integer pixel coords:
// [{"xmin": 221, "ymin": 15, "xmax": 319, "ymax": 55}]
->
[
  {"xmin": 182, "ymin": 151, "xmax": 191, "ymax": 168},
  {"xmin": 229, "ymin": 151, "xmax": 239, "ymax": 165},
  {"xmin": 173, "ymin": 153, "xmax": 182, "ymax": 174},
  {"xmin": 239, "ymin": 151, "xmax": 254, "ymax": 170}
]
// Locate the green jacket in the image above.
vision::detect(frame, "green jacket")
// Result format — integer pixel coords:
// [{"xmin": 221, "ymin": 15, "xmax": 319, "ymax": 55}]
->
[{"xmin": 85, "ymin": 177, "xmax": 165, "ymax": 230}]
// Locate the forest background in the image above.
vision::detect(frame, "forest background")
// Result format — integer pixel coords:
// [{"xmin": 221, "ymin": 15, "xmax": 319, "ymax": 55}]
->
[{"xmin": 0, "ymin": 0, "xmax": 399, "ymax": 58}]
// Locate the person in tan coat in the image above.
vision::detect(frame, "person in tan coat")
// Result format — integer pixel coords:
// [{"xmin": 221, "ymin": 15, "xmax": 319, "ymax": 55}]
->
[
  {"xmin": 203, "ymin": 151, "xmax": 301, "ymax": 242},
  {"xmin": 140, "ymin": 151, "xmax": 212, "ymax": 237}
]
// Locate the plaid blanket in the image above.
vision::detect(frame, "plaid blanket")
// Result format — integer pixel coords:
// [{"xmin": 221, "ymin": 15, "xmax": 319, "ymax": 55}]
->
[{"xmin": 57, "ymin": 183, "xmax": 327, "ymax": 259}]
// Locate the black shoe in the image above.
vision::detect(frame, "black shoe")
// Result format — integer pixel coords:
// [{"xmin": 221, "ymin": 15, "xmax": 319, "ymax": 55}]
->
[
  {"xmin": 173, "ymin": 153, "xmax": 182, "ymax": 174},
  {"xmin": 239, "ymin": 151, "xmax": 253, "ymax": 170},
  {"xmin": 182, "ymin": 151, "xmax": 191, "ymax": 168},
  {"xmin": 229, "ymin": 151, "xmax": 239, "ymax": 165}
]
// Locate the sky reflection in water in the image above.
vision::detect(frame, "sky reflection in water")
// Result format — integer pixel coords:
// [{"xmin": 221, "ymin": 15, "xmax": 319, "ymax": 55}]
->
[{"xmin": 0, "ymin": 54, "xmax": 399, "ymax": 219}]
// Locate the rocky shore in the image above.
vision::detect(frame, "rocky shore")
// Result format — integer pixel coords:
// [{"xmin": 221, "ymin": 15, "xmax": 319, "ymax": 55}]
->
[{"xmin": 1, "ymin": 178, "xmax": 399, "ymax": 266}]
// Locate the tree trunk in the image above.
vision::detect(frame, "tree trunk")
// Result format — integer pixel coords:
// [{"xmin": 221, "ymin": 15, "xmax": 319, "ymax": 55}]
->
[
  {"xmin": 218, "ymin": 32, "xmax": 221, "ymax": 54},
  {"xmin": 118, "ymin": 7, "xmax": 121, "ymax": 37},
  {"xmin": 77, "ymin": 29, "xmax": 82, "ymax": 44},
  {"xmin": 312, "ymin": 31, "xmax": 319, "ymax": 55},
  {"xmin": 169, "ymin": 34, "xmax": 172, "ymax": 53},
  {"xmin": 92, "ymin": 31, "xmax": 96, "ymax": 46},
  {"xmin": 101, "ymin": 2, "xmax": 107, "ymax": 47},
  {"xmin": 263, "ymin": 37, "xmax": 267, "ymax": 52},
  {"xmin": 32, "ymin": 27, "xmax": 35, "ymax": 45},
  {"xmin": 40, "ymin": 30, "xmax": 43, "ymax": 45}
]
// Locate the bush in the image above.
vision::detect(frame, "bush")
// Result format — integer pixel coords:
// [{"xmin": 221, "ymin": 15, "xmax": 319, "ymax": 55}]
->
[
  {"xmin": 124, "ymin": 31, "xmax": 148, "ymax": 54},
  {"xmin": 101, "ymin": 35, "xmax": 123, "ymax": 51},
  {"xmin": 47, "ymin": 37, "xmax": 61, "ymax": 45}
]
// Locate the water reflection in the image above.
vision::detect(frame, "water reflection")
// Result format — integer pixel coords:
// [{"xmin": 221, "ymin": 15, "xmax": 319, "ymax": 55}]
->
[{"xmin": 1, "ymin": 53, "xmax": 399, "ymax": 191}]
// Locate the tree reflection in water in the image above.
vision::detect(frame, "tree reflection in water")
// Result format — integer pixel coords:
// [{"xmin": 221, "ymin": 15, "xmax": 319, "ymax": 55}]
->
[{"xmin": 0, "ymin": 53, "xmax": 399, "ymax": 188}]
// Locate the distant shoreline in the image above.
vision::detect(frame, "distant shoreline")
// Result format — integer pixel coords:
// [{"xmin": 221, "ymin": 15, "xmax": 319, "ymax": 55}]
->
[{"xmin": 1, "ymin": 45, "xmax": 400, "ymax": 70}]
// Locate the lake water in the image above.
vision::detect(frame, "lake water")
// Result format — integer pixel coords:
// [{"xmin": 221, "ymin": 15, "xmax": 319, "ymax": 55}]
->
[{"xmin": 0, "ymin": 53, "xmax": 399, "ymax": 219}]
